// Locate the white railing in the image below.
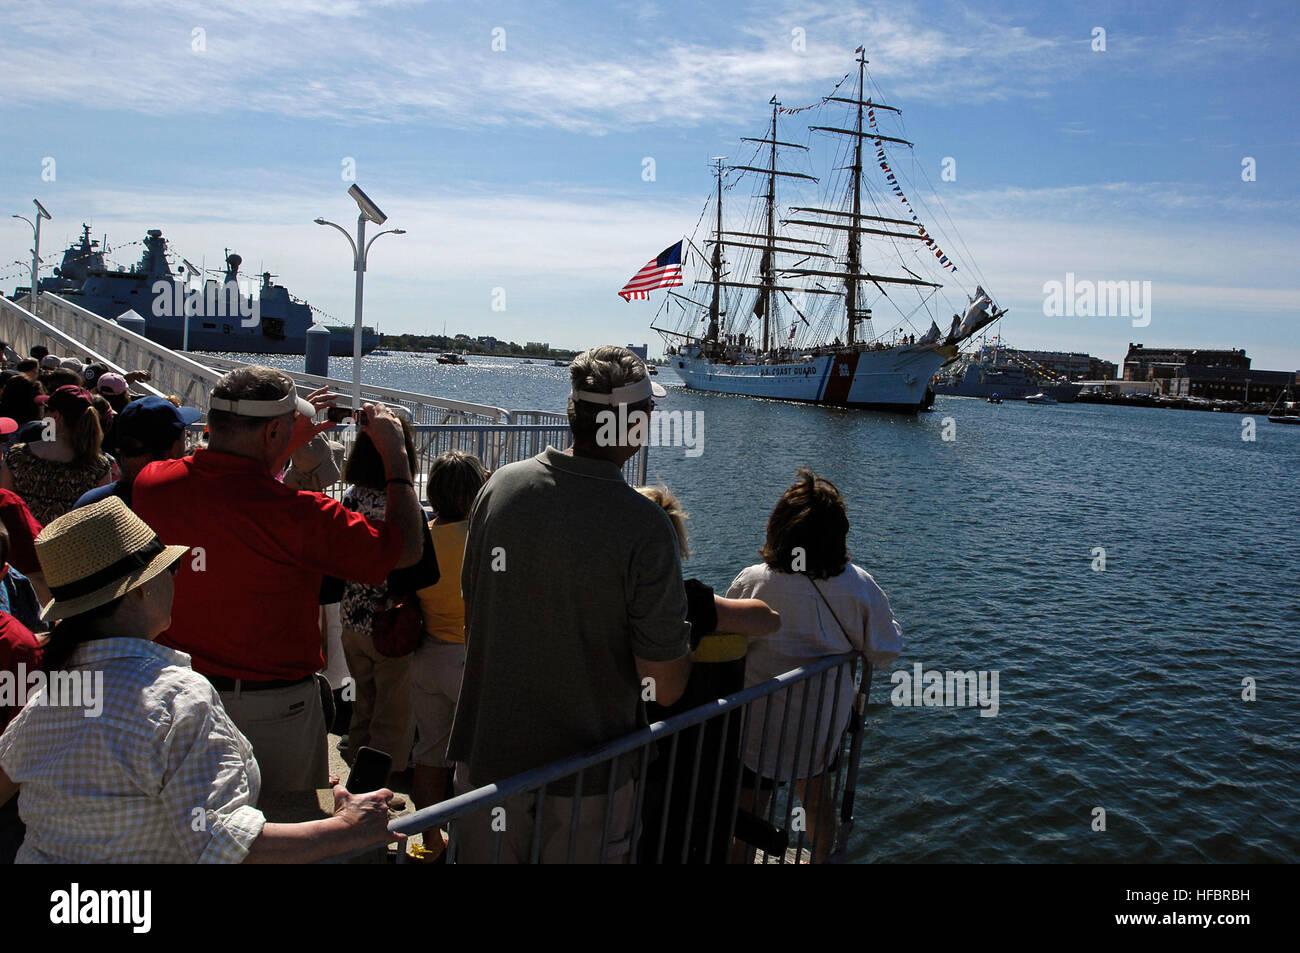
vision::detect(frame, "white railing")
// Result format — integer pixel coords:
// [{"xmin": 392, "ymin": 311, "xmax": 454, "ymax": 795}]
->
[
  {"xmin": 34, "ymin": 293, "xmax": 220, "ymax": 409},
  {"xmin": 199, "ymin": 353, "xmax": 511, "ymax": 426},
  {"xmin": 0, "ymin": 294, "xmax": 170, "ymax": 400},
  {"xmin": 37, "ymin": 293, "xmax": 510, "ymax": 424}
]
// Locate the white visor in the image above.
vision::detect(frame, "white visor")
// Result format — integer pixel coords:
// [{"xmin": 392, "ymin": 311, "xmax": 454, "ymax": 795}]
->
[
  {"xmin": 571, "ymin": 377, "xmax": 666, "ymax": 406},
  {"xmin": 209, "ymin": 390, "xmax": 315, "ymax": 418}
]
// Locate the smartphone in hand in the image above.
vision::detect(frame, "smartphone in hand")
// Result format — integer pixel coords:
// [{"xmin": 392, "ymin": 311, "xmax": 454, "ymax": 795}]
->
[
  {"xmin": 345, "ymin": 746, "xmax": 392, "ymax": 793},
  {"xmin": 325, "ymin": 406, "xmax": 368, "ymax": 427}
]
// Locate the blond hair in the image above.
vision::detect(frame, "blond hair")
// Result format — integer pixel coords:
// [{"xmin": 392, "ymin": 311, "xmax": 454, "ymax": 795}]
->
[{"xmin": 637, "ymin": 483, "xmax": 690, "ymax": 559}]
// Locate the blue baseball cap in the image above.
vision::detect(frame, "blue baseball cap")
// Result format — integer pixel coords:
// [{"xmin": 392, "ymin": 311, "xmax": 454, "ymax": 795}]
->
[{"xmin": 112, "ymin": 396, "xmax": 202, "ymax": 457}]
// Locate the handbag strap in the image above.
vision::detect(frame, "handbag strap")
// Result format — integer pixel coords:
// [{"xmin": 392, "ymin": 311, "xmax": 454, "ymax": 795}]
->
[{"xmin": 808, "ymin": 576, "xmax": 854, "ymax": 653}]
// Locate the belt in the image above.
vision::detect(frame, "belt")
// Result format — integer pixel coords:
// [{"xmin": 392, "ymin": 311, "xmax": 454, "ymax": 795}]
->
[{"xmin": 206, "ymin": 674, "xmax": 314, "ymax": 693}]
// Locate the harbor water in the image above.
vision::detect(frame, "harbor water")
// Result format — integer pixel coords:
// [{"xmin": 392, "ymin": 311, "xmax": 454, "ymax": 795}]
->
[{"xmin": 243, "ymin": 352, "xmax": 1299, "ymax": 863}]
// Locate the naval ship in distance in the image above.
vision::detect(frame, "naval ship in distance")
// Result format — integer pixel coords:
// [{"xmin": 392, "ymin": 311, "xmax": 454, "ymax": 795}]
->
[
  {"xmin": 23, "ymin": 225, "xmax": 378, "ymax": 356},
  {"xmin": 932, "ymin": 341, "xmax": 1083, "ymax": 402}
]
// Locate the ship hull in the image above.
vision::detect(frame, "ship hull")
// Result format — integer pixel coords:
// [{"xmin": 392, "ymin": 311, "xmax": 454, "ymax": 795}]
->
[
  {"xmin": 58, "ymin": 283, "xmax": 378, "ymax": 356},
  {"xmin": 671, "ymin": 345, "xmax": 954, "ymax": 412}
]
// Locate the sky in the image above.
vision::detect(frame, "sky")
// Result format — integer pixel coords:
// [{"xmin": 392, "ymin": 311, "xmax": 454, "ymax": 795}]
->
[{"xmin": 0, "ymin": 0, "xmax": 1296, "ymax": 370}]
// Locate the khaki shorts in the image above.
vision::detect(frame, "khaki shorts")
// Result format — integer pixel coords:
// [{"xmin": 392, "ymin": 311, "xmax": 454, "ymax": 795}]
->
[
  {"xmin": 219, "ymin": 677, "xmax": 328, "ymax": 796},
  {"xmin": 450, "ymin": 765, "xmax": 635, "ymax": 864},
  {"xmin": 410, "ymin": 639, "xmax": 466, "ymax": 768}
]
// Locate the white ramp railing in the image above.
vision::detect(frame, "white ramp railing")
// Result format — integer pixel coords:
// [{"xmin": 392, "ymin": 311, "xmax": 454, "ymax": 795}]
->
[
  {"xmin": 32, "ymin": 293, "xmax": 219, "ymax": 409},
  {"xmin": 38, "ymin": 293, "xmax": 511, "ymax": 425},
  {"xmin": 0, "ymin": 295, "xmax": 171, "ymax": 401}
]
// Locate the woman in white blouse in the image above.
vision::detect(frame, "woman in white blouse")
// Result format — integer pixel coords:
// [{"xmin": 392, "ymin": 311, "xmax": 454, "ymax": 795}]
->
[
  {"xmin": 728, "ymin": 468, "xmax": 903, "ymax": 859},
  {"xmin": 0, "ymin": 497, "xmax": 401, "ymax": 863}
]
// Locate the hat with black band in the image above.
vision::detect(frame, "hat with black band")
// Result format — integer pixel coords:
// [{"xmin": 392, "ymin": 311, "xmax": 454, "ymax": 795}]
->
[{"xmin": 36, "ymin": 497, "xmax": 191, "ymax": 622}]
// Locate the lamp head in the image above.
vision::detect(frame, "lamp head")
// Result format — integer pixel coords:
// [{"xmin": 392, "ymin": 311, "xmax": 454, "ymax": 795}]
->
[
  {"xmin": 347, "ymin": 184, "xmax": 388, "ymax": 225},
  {"xmin": 33, "ymin": 199, "xmax": 51, "ymax": 221}
]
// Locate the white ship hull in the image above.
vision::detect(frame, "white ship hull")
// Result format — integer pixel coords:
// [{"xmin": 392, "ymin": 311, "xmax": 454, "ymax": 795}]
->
[{"xmin": 671, "ymin": 343, "xmax": 956, "ymax": 411}]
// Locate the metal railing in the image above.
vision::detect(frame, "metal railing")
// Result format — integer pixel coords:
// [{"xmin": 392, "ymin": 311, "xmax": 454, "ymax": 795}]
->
[
  {"xmin": 374, "ymin": 653, "xmax": 871, "ymax": 864},
  {"xmin": 188, "ymin": 422, "xmax": 649, "ymax": 492},
  {"xmin": 198, "ymin": 353, "xmax": 512, "ymax": 427},
  {"xmin": 37, "ymin": 293, "xmax": 513, "ymax": 426},
  {"xmin": 0, "ymin": 294, "xmax": 170, "ymax": 400},
  {"xmin": 28, "ymin": 293, "xmax": 220, "ymax": 409}
]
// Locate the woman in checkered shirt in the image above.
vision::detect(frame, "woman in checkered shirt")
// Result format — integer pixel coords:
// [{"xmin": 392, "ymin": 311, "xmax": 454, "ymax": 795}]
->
[{"xmin": 0, "ymin": 497, "xmax": 404, "ymax": 863}]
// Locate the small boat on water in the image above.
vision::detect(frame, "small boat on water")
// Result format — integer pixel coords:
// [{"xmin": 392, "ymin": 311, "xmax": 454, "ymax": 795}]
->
[
  {"xmin": 552, "ymin": 359, "xmax": 567, "ymax": 367},
  {"xmin": 436, "ymin": 352, "xmax": 468, "ymax": 365},
  {"xmin": 1025, "ymin": 393, "xmax": 1058, "ymax": 405},
  {"xmin": 987, "ymin": 393, "xmax": 1002, "ymax": 404},
  {"xmin": 1267, "ymin": 396, "xmax": 1299, "ymax": 424}
]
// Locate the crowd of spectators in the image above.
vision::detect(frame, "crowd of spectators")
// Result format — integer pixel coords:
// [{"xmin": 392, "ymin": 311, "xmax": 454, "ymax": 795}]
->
[{"xmin": 0, "ymin": 342, "xmax": 904, "ymax": 864}]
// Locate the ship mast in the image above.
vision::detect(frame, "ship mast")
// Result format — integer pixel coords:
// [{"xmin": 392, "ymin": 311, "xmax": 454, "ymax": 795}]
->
[
  {"xmin": 763, "ymin": 100, "xmax": 777, "ymax": 352},
  {"xmin": 707, "ymin": 157, "xmax": 724, "ymax": 349},
  {"xmin": 782, "ymin": 47, "xmax": 943, "ymax": 349},
  {"xmin": 728, "ymin": 98, "xmax": 815, "ymax": 355},
  {"xmin": 845, "ymin": 51, "xmax": 865, "ymax": 346}
]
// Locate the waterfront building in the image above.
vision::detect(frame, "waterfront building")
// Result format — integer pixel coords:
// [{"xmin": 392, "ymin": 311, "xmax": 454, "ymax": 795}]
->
[
  {"xmin": 1123, "ymin": 343, "xmax": 1250, "ymax": 388},
  {"xmin": 1169, "ymin": 366, "xmax": 1295, "ymax": 404}
]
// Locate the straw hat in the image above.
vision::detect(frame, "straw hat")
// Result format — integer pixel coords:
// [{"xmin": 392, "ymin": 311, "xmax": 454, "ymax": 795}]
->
[{"xmin": 35, "ymin": 497, "xmax": 190, "ymax": 621}]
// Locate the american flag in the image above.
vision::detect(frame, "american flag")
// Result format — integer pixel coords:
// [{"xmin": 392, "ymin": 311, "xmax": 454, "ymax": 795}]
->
[{"xmin": 618, "ymin": 241, "xmax": 684, "ymax": 301}]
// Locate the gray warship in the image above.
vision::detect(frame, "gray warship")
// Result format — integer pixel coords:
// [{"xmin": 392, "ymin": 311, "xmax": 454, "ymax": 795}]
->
[
  {"xmin": 932, "ymin": 341, "xmax": 1083, "ymax": 402},
  {"xmin": 20, "ymin": 225, "xmax": 378, "ymax": 356}
]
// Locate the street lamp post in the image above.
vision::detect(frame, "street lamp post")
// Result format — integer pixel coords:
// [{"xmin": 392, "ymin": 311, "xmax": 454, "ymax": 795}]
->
[
  {"xmin": 314, "ymin": 185, "xmax": 404, "ymax": 412},
  {"xmin": 12, "ymin": 199, "xmax": 51, "ymax": 316}
]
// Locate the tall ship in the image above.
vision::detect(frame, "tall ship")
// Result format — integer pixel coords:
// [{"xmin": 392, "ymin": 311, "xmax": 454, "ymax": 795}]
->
[
  {"xmin": 933, "ymin": 339, "xmax": 1083, "ymax": 402},
  {"xmin": 19, "ymin": 225, "xmax": 378, "ymax": 356},
  {"xmin": 653, "ymin": 49, "xmax": 1005, "ymax": 412}
]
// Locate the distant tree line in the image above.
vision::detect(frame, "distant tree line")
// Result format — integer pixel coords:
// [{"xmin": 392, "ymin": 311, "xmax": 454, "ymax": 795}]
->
[{"xmin": 378, "ymin": 332, "xmax": 578, "ymax": 359}]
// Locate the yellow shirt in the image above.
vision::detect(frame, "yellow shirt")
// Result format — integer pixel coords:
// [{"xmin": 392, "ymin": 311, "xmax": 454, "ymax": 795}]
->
[{"xmin": 417, "ymin": 520, "xmax": 469, "ymax": 643}]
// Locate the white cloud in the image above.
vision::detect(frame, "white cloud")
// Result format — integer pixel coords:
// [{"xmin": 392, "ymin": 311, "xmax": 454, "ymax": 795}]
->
[{"xmin": 0, "ymin": 0, "xmax": 1080, "ymax": 132}]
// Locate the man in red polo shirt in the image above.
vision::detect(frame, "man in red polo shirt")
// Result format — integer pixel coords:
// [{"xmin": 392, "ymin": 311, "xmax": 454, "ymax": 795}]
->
[{"xmin": 133, "ymin": 366, "xmax": 426, "ymax": 793}]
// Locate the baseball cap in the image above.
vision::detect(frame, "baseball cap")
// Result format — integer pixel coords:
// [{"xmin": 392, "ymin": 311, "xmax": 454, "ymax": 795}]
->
[
  {"xmin": 82, "ymin": 362, "xmax": 110, "ymax": 387},
  {"xmin": 61, "ymin": 358, "xmax": 85, "ymax": 375},
  {"xmin": 0, "ymin": 417, "xmax": 16, "ymax": 437},
  {"xmin": 40, "ymin": 354, "xmax": 61, "ymax": 370},
  {"xmin": 97, "ymin": 373, "xmax": 128, "ymax": 396},
  {"xmin": 111, "ymin": 396, "xmax": 202, "ymax": 457},
  {"xmin": 46, "ymin": 385, "xmax": 94, "ymax": 418}
]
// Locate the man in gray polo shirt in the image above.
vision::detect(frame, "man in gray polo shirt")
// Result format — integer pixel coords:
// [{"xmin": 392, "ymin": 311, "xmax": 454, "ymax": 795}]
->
[{"xmin": 447, "ymin": 345, "xmax": 692, "ymax": 863}]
